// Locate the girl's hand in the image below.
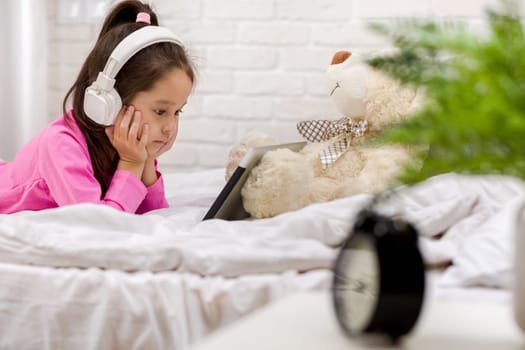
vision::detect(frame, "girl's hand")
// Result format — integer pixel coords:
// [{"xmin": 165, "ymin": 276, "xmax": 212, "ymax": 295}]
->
[
  {"xmin": 141, "ymin": 133, "xmax": 176, "ymax": 186},
  {"xmin": 105, "ymin": 106, "xmax": 149, "ymax": 165},
  {"xmin": 141, "ymin": 157, "xmax": 158, "ymax": 187},
  {"xmin": 105, "ymin": 106, "xmax": 149, "ymax": 180}
]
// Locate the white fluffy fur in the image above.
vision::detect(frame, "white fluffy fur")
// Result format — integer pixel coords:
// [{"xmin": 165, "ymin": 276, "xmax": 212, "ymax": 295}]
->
[
  {"xmin": 242, "ymin": 148, "xmax": 314, "ymax": 218},
  {"xmin": 228, "ymin": 52, "xmax": 422, "ymax": 218},
  {"xmin": 225, "ymin": 132, "xmax": 277, "ymax": 181}
]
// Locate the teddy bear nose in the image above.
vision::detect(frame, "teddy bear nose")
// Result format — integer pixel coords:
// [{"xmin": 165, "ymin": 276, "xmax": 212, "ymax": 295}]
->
[{"xmin": 331, "ymin": 51, "xmax": 352, "ymax": 65}]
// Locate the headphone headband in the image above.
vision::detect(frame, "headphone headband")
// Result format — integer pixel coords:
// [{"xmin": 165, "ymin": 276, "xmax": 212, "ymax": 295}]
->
[{"xmin": 103, "ymin": 26, "xmax": 185, "ymax": 79}]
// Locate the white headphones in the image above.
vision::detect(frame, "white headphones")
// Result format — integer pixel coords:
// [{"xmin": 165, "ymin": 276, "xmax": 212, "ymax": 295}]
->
[{"xmin": 83, "ymin": 26, "xmax": 185, "ymax": 125}]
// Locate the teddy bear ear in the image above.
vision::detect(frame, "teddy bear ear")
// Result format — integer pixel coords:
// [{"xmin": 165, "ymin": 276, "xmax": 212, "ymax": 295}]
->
[{"xmin": 331, "ymin": 51, "xmax": 352, "ymax": 65}]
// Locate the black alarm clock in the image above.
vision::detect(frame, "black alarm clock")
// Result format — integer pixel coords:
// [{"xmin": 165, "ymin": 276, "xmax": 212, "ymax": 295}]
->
[{"xmin": 332, "ymin": 210, "xmax": 425, "ymax": 341}]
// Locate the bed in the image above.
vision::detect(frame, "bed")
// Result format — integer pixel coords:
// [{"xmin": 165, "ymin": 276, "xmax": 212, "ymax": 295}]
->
[{"xmin": 0, "ymin": 168, "xmax": 523, "ymax": 349}]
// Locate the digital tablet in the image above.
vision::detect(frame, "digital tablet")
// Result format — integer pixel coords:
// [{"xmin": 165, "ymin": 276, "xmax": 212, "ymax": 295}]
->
[{"xmin": 202, "ymin": 141, "xmax": 307, "ymax": 221}]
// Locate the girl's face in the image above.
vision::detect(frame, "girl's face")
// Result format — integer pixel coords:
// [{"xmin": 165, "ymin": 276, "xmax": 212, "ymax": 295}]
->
[{"xmin": 128, "ymin": 68, "xmax": 193, "ymax": 158}]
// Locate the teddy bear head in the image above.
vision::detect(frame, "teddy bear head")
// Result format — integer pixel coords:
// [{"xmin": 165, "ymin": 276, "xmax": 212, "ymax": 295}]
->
[{"xmin": 326, "ymin": 50, "xmax": 420, "ymax": 134}]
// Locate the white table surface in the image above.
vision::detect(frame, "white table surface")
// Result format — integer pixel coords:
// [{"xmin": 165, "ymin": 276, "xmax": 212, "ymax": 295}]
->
[{"xmin": 190, "ymin": 291, "xmax": 525, "ymax": 350}]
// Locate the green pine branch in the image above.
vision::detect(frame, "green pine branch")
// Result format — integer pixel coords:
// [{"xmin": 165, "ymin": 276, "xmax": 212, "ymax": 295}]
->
[{"xmin": 367, "ymin": 0, "xmax": 525, "ymax": 185}]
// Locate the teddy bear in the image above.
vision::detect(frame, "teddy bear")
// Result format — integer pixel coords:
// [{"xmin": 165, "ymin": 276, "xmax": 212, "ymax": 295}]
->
[{"xmin": 225, "ymin": 50, "xmax": 423, "ymax": 219}]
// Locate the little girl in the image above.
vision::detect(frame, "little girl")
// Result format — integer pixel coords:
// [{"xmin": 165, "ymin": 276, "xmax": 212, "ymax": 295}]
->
[{"xmin": 0, "ymin": 0, "xmax": 195, "ymax": 214}]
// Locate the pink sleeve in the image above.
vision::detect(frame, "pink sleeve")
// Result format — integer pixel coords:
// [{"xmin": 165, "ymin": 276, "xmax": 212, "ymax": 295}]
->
[
  {"xmin": 135, "ymin": 169, "xmax": 169, "ymax": 214},
  {"xmin": 39, "ymin": 131, "xmax": 147, "ymax": 213}
]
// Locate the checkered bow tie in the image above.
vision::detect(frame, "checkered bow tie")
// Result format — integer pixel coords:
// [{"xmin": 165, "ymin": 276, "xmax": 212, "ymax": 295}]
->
[{"xmin": 297, "ymin": 117, "xmax": 368, "ymax": 169}]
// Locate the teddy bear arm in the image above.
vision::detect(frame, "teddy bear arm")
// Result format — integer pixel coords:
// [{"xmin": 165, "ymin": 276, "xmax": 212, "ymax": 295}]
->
[{"xmin": 241, "ymin": 148, "xmax": 313, "ymax": 218}]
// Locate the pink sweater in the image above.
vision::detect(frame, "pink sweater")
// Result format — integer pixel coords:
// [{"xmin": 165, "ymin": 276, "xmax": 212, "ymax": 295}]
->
[{"xmin": 0, "ymin": 111, "xmax": 169, "ymax": 214}]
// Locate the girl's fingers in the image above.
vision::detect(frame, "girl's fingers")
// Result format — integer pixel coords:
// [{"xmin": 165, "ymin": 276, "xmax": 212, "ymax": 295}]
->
[
  {"xmin": 108, "ymin": 105, "xmax": 148, "ymax": 163},
  {"xmin": 117, "ymin": 106, "xmax": 134, "ymax": 139},
  {"xmin": 128, "ymin": 111, "xmax": 141, "ymax": 141},
  {"xmin": 113, "ymin": 107, "xmax": 127, "ymax": 139},
  {"xmin": 140, "ymin": 124, "xmax": 149, "ymax": 146}
]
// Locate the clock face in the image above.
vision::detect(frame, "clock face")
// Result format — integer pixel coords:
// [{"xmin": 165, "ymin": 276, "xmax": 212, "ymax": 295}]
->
[{"xmin": 334, "ymin": 233, "xmax": 380, "ymax": 333}]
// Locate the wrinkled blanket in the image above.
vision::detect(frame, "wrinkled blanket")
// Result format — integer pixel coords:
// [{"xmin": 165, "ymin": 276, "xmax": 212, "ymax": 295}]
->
[{"xmin": 0, "ymin": 170, "xmax": 523, "ymax": 288}]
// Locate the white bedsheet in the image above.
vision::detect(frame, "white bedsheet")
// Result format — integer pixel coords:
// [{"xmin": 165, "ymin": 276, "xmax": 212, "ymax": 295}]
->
[
  {"xmin": 0, "ymin": 169, "xmax": 523, "ymax": 349},
  {"xmin": 0, "ymin": 262, "xmax": 330, "ymax": 350},
  {"xmin": 376, "ymin": 173, "xmax": 525, "ymax": 289}
]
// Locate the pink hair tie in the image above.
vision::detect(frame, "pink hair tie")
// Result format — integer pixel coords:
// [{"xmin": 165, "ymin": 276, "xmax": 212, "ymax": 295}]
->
[{"xmin": 136, "ymin": 12, "xmax": 151, "ymax": 24}]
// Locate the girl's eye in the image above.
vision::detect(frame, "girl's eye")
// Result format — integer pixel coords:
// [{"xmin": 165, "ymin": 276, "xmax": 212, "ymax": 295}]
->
[
  {"xmin": 154, "ymin": 109, "xmax": 166, "ymax": 116},
  {"xmin": 175, "ymin": 109, "xmax": 184, "ymax": 117}
]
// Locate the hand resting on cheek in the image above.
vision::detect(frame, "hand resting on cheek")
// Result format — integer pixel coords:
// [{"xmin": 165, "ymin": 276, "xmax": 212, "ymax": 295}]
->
[{"xmin": 105, "ymin": 105, "xmax": 150, "ymax": 178}]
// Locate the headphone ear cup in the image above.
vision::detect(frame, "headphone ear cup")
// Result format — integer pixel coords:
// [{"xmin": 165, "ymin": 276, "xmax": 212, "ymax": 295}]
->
[
  {"xmin": 84, "ymin": 85, "xmax": 122, "ymax": 126},
  {"xmin": 105, "ymin": 88, "xmax": 123, "ymax": 124}
]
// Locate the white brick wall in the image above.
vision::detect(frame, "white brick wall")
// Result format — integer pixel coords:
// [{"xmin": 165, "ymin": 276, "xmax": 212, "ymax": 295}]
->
[{"xmin": 47, "ymin": 0, "xmax": 517, "ymax": 173}]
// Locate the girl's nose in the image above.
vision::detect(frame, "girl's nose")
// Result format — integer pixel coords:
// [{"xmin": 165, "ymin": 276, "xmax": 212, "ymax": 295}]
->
[{"xmin": 162, "ymin": 117, "xmax": 177, "ymax": 135}]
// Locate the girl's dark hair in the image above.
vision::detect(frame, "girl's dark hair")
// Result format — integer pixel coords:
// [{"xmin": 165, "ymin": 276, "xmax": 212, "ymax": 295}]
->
[{"xmin": 62, "ymin": 0, "xmax": 195, "ymax": 196}]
